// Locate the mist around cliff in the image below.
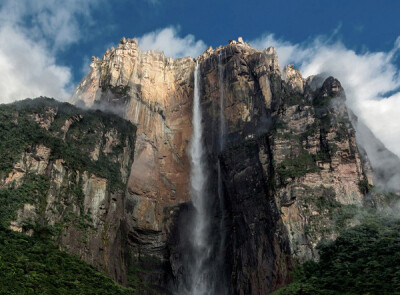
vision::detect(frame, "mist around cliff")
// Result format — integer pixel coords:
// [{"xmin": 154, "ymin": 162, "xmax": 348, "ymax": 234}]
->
[
  {"xmin": 251, "ymin": 33, "xmax": 400, "ymax": 158},
  {"xmin": 1, "ymin": 1, "xmax": 400, "ymax": 197},
  {"xmin": 1, "ymin": 0, "xmax": 399, "ymax": 163},
  {"xmin": 326, "ymin": 88, "xmax": 400, "ymax": 193},
  {"xmin": 73, "ymin": 93, "xmax": 128, "ymax": 119},
  {"xmin": 355, "ymin": 119, "xmax": 400, "ymax": 193},
  {"xmin": 250, "ymin": 32, "xmax": 400, "ymax": 195}
]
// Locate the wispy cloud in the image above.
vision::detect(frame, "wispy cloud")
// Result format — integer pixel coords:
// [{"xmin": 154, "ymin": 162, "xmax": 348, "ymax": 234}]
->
[
  {"xmin": 250, "ymin": 34, "xmax": 400, "ymax": 159},
  {"xmin": 0, "ymin": 0, "xmax": 99, "ymax": 103},
  {"xmin": 136, "ymin": 26, "xmax": 207, "ymax": 58}
]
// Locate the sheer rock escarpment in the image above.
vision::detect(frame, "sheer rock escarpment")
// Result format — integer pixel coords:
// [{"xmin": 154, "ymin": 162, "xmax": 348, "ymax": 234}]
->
[{"xmin": 61, "ymin": 37, "xmax": 399, "ymax": 293}]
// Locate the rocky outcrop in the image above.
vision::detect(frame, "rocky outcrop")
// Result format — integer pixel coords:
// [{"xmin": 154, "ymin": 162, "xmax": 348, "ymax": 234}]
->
[
  {"xmin": 72, "ymin": 37, "xmax": 194, "ymax": 209},
  {"xmin": 2, "ymin": 144, "xmax": 51, "ymax": 187},
  {"xmin": 0, "ymin": 98, "xmax": 136, "ymax": 284},
  {"xmin": 69, "ymin": 37, "xmax": 399, "ymax": 294},
  {"xmin": 189, "ymin": 42, "xmax": 369, "ymax": 292},
  {"xmin": 72, "ymin": 39, "xmax": 197, "ymax": 291}
]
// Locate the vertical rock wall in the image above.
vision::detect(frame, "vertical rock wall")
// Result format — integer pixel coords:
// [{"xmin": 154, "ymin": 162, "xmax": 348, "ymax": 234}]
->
[
  {"xmin": 1, "ymin": 99, "xmax": 136, "ymax": 283},
  {"xmin": 72, "ymin": 37, "xmax": 378, "ymax": 294}
]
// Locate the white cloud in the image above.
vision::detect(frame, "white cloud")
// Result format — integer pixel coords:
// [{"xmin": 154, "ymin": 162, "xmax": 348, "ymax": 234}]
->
[
  {"xmin": 0, "ymin": 2, "xmax": 206, "ymax": 104},
  {"xmin": 0, "ymin": 25, "xmax": 72, "ymax": 103},
  {"xmin": 2, "ymin": 0, "xmax": 399, "ymax": 169},
  {"xmin": 137, "ymin": 26, "xmax": 207, "ymax": 58},
  {"xmin": 250, "ymin": 34, "xmax": 400, "ymax": 159},
  {"xmin": 0, "ymin": 0, "xmax": 98, "ymax": 103}
]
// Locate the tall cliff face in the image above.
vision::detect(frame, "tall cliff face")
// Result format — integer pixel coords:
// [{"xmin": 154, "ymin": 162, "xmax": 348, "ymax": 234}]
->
[
  {"xmin": 72, "ymin": 38, "xmax": 194, "ymax": 208},
  {"xmin": 195, "ymin": 42, "xmax": 369, "ymax": 293},
  {"xmin": 72, "ymin": 41, "xmax": 195, "ymax": 279},
  {"xmin": 0, "ymin": 98, "xmax": 136, "ymax": 283},
  {"xmin": 70, "ymin": 37, "xmax": 394, "ymax": 294}
]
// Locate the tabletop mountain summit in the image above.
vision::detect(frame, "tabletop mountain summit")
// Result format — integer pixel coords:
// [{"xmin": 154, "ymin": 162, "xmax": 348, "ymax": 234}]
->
[{"xmin": 1, "ymin": 37, "xmax": 399, "ymax": 295}]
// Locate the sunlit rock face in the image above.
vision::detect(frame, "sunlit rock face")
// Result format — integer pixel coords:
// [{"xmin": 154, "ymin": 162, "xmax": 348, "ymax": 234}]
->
[
  {"xmin": 71, "ymin": 37, "xmax": 391, "ymax": 294},
  {"xmin": 72, "ymin": 38, "xmax": 194, "ymax": 209}
]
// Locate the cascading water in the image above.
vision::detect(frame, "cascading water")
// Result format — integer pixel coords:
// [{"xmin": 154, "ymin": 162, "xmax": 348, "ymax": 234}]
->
[
  {"xmin": 185, "ymin": 61, "xmax": 212, "ymax": 295},
  {"xmin": 177, "ymin": 58, "xmax": 228, "ymax": 295}
]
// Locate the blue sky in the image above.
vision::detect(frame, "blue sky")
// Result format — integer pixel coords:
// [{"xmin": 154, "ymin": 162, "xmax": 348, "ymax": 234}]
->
[
  {"xmin": 0, "ymin": 0, "xmax": 400, "ymax": 157},
  {"xmin": 58, "ymin": 0, "xmax": 400, "ymax": 84}
]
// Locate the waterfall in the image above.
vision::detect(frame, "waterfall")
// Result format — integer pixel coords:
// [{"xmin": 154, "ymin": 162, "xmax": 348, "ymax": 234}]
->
[
  {"xmin": 177, "ymin": 59, "xmax": 227, "ymax": 295},
  {"xmin": 186, "ymin": 61, "xmax": 212, "ymax": 295}
]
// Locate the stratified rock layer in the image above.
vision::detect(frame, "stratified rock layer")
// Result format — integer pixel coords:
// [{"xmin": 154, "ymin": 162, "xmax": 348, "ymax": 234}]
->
[
  {"xmin": 71, "ymin": 37, "xmax": 390, "ymax": 294},
  {"xmin": 0, "ymin": 98, "xmax": 136, "ymax": 284}
]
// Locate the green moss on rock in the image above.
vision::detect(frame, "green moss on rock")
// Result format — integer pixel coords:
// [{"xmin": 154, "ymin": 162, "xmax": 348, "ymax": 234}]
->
[{"xmin": 276, "ymin": 150, "xmax": 319, "ymax": 182}]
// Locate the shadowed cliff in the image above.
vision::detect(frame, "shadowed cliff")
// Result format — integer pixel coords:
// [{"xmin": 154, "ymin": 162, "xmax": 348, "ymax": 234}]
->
[{"xmin": 2, "ymin": 37, "xmax": 398, "ymax": 294}]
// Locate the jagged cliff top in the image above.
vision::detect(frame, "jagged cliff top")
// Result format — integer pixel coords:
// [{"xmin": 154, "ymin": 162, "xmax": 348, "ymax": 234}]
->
[{"xmin": 89, "ymin": 36, "xmax": 311, "ymax": 84}]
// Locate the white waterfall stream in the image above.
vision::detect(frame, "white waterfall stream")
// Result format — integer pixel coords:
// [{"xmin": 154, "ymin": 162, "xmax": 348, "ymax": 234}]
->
[
  {"xmin": 180, "ymin": 58, "xmax": 227, "ymax": 295},
  {"xmin": 187, "ymin": 61, "xmax": 211, "ymax": 295}
]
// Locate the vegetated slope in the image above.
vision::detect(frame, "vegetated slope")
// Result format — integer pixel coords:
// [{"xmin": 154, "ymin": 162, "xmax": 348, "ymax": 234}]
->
[
  {"xmin": 0, "ymin": 97, "xmax": 137, "ymax": 293},
  {"xmin": 0, "ymin": 228, "xmax": 136, "ymax": 295},
  {"xmin": 272, "ymin": 213, "xmax": 400, "ymax": 295},
  {"xmin": 0, "ymin": 97, "xmax": 135, "ymax": 192}
]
